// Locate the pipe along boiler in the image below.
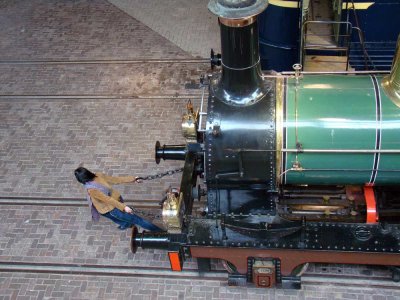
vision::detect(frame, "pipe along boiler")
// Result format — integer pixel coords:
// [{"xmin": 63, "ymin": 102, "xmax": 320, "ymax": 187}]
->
[{"xmin": 131, "ymin": 0, "xmax": 400, "ymax": 289}]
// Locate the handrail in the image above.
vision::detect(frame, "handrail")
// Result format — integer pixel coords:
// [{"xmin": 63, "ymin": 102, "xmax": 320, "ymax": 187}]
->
[
  {"xmin": 347, "ymin": 0, "xmax": 376, "ymax": 70},
  {"xmin": 300, "ymin": 20, "xmax": 353, "ymax": 71}
]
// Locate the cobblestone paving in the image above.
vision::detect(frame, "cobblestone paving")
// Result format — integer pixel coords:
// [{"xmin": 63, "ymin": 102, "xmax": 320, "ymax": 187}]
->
[{"xmin": 0, "ymin": 0, "xmax": 399, "ymax": 299}]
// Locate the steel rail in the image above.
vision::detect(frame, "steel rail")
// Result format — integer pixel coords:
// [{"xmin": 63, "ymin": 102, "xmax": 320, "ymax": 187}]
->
[
  {"xmin": 0, "ymin": 58, "xmax": 210, "ymax": 65},
  {"xmin": 0, "ymin": 94, "xmax": 204, "ymax": 100},
  {"xmin": 0, "ymin": 196, "xmax": 204, "ymax": 210},
  {"xmin": 0, "ymin": 262, "xmax": 226, "ymax": 280},
  {"xmin": 0, "ymin": 196, "xmax": 161, "ymax": 208},
  {"xmin": 0, "ymin": 261, "xmax": 397, "ymax": 288},
  {"xmin": 301, "ymin": 274, "xmax": 400, "ymax": 289}
]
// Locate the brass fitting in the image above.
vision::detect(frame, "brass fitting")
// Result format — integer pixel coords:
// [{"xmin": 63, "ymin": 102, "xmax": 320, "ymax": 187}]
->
[
  {"xmin": 181, "ymin": 100, "xmax": 198, "ymax": 141},
  {"xmin": 382, "ymin": 35, "xmax": 400, "ymax": 107},
  {"xmin": 162, "ymin": 191, "xmax": 184, "ymax": 233}
]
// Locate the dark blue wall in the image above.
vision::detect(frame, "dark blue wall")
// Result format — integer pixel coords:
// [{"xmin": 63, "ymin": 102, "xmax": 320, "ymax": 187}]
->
[{"xmin": 344, "ymin": 0, "xmax": 400, "ymax": 42}]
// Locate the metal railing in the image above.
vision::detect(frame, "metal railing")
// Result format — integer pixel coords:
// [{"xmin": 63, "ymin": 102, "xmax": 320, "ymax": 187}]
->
[{"xmin": 300, "ymin": 20, "xmax": 353, "ymax": 71}]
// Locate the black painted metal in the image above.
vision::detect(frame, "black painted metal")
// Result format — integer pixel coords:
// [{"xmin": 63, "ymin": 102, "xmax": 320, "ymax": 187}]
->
[
  {"xmin": 134, "ymin": 231, "xmax": 186, "ymax": 251},
  {"xmin": 204, "ymin": 82, "xmax": 278, "ymax": 214},
  {"xmin": 207, "ymin": 188, "xmax": 276, "ymax": 215},
  {"xmin": 135, "ymin": 231, "xmax": 170, "ymax": 250},
  {"xmin": 186, "ymin": 218, "xmax": 400, "ymax": 253},
  {"xmin": 391, "ymin": 267, "xmax": 400, "ymax": 282},
  {"xmin": 210, "ymin": 49, "xmax": 221, "ymax": 70},
  {"xmin": 180, "ymin": 151, "xmax": 197, "ymax": 216},
  {"xmin": 155, "ymin": 141, "xmax": 187, "ymax": 164},
  {"xmin": 196, "ymin": 258, "xmax": 211, "ymax": 272},
  {"xmin": 204, "ymin": 17, "xmax": 277, "ymax": 218},
  {"xmin": 281, "ymin": 277, "xmax": 301, "ymax": 290},
  {"xmin": 227, "ymin": 274, "xmax": 248, "ymax": 286},
  {"xmin": 213, "ymin": 21, "xmax": 271, "ymax": 106},
  {"xmin": 376, "ymin": 186, "xmax": 400, "ymax": 222},
  {"xmin": 205, "ymin": 88, "xmax": 275, "ymax": 184},
  {"xmin": 220, "ymin": 22, "xmax": 258, "ymax": 69}
]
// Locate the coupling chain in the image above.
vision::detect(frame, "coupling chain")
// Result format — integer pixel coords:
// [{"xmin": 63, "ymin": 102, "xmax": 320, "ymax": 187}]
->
[
  {"xmin": 130, "ymin": 207, "xmax": 162, "ymax": 220},
  {"xmin": 136, "ymin": 167, "xmax": 184, "ymax": 181},
  {"xmin": 130, "ymin": 167, "xmax": 184, "ymax": 220}
]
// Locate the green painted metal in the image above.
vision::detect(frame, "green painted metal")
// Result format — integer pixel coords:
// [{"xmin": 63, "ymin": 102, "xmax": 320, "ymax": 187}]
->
[{"xmin": 283, "ymin": 74, "xmax": 400, "ymax": 185}]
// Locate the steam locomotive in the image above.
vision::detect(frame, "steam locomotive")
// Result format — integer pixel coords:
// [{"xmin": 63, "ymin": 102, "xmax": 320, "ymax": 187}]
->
[{"xmin": 131, "ymin": 0, "xmax": 400, "ymax": 289}]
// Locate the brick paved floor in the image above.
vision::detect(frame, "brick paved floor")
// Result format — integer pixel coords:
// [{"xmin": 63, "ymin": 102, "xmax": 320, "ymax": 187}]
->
[
  {"xmin": 0, "ymin": 205, "xmax": 194, "ymax": 268},
  {"xmin": 0, "ymin": 0, "xmax": 399, "ymax": 299},
  {"xmin": 108, "ymin": 0, "xmax": 221, "ymax": 58},
  {"xmin": 0, "ymin": 0, "xmax": 190, "ymax": 60},
  {"xmin": 0, "ymin": 63, "xmax": 207, "ymax": 96},
  {"xmin": 0, "ymin": 97, "xmax": 200, "ymax": 199}
]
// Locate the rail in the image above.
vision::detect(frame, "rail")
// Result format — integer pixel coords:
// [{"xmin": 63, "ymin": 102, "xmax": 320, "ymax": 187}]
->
[
  {"xmin": 0, "ymin": 196, "xmax": 161, "ymax": 208},
  {"xmin": 0, "ymin": 94, "xmax": 203, "ymax": 100},
  {"xmin": 301, "ymin": 20, "xmax": 353, "ymax": 71},
  {"xmin": 0, "ymin": 58, "xmax": 210, "ymax": 65},
  {"xmin": 345, "ymin": 1, "xmax": 377, "ymax": 70},
  {"xmin": 0, "ymin": 196, "xmax": 205, "ymax": 211},
  {"xmin": 0, "ymin": 261, "xmax": 398, "ymax": 288},
  {"xmin": 0, "ymin": 261, "xmax": 226, "ymax": 280}
]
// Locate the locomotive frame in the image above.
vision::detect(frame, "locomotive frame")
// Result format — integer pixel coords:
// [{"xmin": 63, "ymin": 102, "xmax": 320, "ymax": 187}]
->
[{"xmin": 131, "ymin": 0, "xmax": 400, "ymax": 289}]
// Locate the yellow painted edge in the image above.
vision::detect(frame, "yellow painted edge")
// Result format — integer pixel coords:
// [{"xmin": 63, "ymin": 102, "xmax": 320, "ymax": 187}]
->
[
  {"xmin": 268, "ymin": 0, "xmax": 373, "ymax": 10},
  {"xmin": 269, "ymin": 0, "xmax": 299, "ymax": 9},
  {"xmin": 342, "ymin": 2, "xmax": 374, "ymax": 10}
]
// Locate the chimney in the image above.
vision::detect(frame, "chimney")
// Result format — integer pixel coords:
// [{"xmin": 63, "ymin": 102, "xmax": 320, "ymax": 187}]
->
[{"xmin": 208, "ymin": 0, "xmax": 269, "ymax": 106}]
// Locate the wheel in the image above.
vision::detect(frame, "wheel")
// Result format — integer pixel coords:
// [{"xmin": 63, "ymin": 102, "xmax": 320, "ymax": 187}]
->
[
  {"xmin": 292, "ymin": 263, "xmax": 309, "ymax": 277},
  {"xmin": 221, "ymin": 259, "xmax": 237, "ymax": 274}
]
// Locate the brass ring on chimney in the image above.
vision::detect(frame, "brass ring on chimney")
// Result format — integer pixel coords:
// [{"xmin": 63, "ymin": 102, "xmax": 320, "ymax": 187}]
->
[{"xmin": 219, "ymin": 16, "xmax": 257, "ymax": 27}]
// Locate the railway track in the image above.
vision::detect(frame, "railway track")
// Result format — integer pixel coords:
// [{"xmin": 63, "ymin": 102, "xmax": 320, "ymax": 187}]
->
[
  {"xmin": 0, "ymin": 261, "xmax": 397, "ymax": 289},
  {"xmin": 0, "ymin": 58, "xmax": 210, "ymax": 101},
  {"xmin": 0, "ymin": 94, "xmax": 204, "ymax": 100},
  {"xmin": 301, "ymin": 273, "xmax": 399, "ymax": 289},
  {"xmin": 0, "ymin": 262, "xmax": 226, "ymax": 281},
  {"xmin": 0, "ymin": 196, "xmax": 205, "ymax": 212},
  {"xmin": 0, "ymin": 196, "xmax": 161, "ymax": 208},
  {"xmin": 0, "ymin": 58, "xmax": 210, "ymax": 65},
  {"xmin": 1, "ymin": 197, "xmax": 398, "ymax": 289}
]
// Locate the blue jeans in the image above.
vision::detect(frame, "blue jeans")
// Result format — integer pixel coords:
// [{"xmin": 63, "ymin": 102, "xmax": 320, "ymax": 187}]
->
[{"xmin": 102, "ymin": 208, "xmax": 162, "ymax": 232}]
